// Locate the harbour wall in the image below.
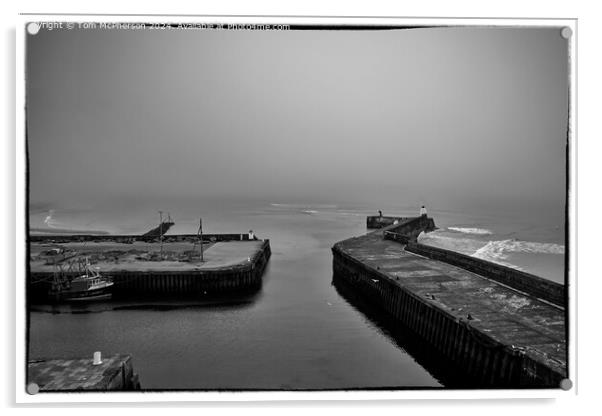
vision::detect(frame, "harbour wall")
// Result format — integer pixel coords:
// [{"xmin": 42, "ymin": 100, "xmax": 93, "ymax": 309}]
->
[
  {"xmin": 29, "ymin": 233, "xmax": 257, "ymax": 244},
  {"xmin": 382, "ymin": 216, "xmax": 437, "ymax": 243},
  {"xmin": 367, "ymin": 216, "xmax": 410, "ymax": 229},
  {"xmin": 332, "ymin": 215, "xmax": 565, "ymax": 387},
  {"xmin": 28, "ymin": 239, "xmax": 271, "ymax": 301},
  {"xmin": 331, "ymin": 247, "xmax": 564, "ymax": 387},
  {"xmin": 405, "ymin": 242, "xmax": 565, "ymax": 307},
  {"xmin": 28, "ymin": 354, "xmax": 141, "ymax": 391}
]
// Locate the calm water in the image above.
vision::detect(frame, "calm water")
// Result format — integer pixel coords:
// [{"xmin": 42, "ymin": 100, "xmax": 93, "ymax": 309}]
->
[{"xmin": 28, "ymin": 200, "xmax": 566, "ymax": 389}]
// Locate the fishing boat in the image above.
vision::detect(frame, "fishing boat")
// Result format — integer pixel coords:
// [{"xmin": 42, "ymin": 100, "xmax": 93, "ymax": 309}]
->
[
  {"xmin": 65, "ymin": 264, "xmax": 114, "ymax": 301},
  {"xmin": 50, "ymin": 259, "xmax": 114, "ymax": 302}
]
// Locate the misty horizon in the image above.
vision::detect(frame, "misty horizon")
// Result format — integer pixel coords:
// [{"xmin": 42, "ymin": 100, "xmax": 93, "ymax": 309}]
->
[{"xmin": 26, "ymin": 26, "xmax": 568, "ymax": 223}]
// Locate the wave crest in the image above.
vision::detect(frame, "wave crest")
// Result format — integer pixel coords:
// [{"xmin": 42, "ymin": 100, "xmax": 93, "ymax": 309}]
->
[
  {"xmin": 473, "ymin": 239, "xmax": 565, "ymax": 266},
  {"xmin": 43, "ymin": 209, "xmax": 57, "ymax": 228},
  {"xmin": 448, "ymin": 227, "xmax": 493, "ymax": 235}
]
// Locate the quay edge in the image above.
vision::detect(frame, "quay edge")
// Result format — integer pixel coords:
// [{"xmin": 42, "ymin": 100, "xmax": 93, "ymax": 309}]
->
[
  {"xmin": 28, "ymin": 234, "xmax": 271, "ymax": 301},
  {"xmin": 332, "ymin": 216, "xmax": 567, "ymax": 388},
  {"xmin": 27, "ymin": 354, "xmax": 141, "ymax": 391}
]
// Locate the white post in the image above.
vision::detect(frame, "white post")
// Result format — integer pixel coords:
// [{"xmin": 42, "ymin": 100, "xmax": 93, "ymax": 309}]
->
[{"xmin": 93, "ymin": 351, "xmax": 102, "ymax": 365}]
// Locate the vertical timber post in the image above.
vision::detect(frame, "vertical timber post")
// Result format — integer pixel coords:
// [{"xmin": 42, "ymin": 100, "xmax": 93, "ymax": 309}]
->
[
  {"xmin": 158, "ymin": 210, "xmax": 164, "ymax": 260},
  {"xmin": 199, "ymin": 218, "xmax": 204, "ymax": 262}
]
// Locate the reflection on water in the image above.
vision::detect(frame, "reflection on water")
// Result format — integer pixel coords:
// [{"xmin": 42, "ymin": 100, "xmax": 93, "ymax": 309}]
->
[
  {"xmin": 30, "ymin": 296, "xmax": 259, "ymax": 315},
  {"xmin": 331, "ymin": 274, "xmax": 480, "ymax": 389}
]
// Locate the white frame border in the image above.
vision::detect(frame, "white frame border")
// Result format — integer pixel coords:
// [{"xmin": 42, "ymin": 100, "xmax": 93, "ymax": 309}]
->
[{"xmin": 15, "ymin": 14, "xmax": 577, "ymax": 404}]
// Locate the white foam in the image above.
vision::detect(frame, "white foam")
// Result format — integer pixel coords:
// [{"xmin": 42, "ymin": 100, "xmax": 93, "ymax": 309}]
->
[
  {"xmin": 448, "ymin": 227, "xmax": 493, "ymax": 235},
  {"xmin": 418, "ymin": 232, "xmax": 484, "ymax": 255},
  {"xmin": 302, "ymin": 210, "xmax": 318, "ymax": 214},
  {"xmin": 43, "ymin": 209, "xmax": 57, "ymax": 228},
  {"xmin": 473, "ymin": 239, "xmax": 565, "ymax": 268},
  {"xmin": 420, "ymin": 231, "xmax": 565, "ymax": 271}
]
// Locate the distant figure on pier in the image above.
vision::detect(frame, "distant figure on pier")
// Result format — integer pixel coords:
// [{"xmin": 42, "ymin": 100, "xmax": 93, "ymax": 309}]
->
[
  {"xmin": 248, "ymin": 230, "xmax": 255, "ymax": 240},
  {"xmin": 378, "ymin": 210, "xmax": 382, "ymax": 217},
  {"xmin": 420, "ymin": 205, "xmax": 427, "ymax": 217}
]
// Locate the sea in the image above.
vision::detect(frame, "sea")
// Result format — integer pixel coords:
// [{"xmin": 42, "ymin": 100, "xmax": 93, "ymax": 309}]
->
[{"xmin": 27, "ymin": 199, "xmax": 566, "ymax": 389}]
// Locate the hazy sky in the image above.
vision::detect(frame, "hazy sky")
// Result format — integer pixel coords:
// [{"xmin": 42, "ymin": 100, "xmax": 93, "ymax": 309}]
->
[{"xmin": 26, "ymin": 26, "xmax": 568, "ymax": 217}]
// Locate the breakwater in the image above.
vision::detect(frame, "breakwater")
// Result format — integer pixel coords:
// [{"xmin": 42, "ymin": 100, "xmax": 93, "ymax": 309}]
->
[
  {"xmin": 332, "ymin": 216, "xmax": 566, "ymax": 388},
  {"xmin": 29, "ymin": 232, "xmax": 257, "ymax": 244},
  {"xmin": 383, "ymin": 216, "xmax": 436, "ymax": 243},
  {"xmin": 27, "ymin": 354, "xmax": 140, "ymax": 391},
  {"xmin": 141, "ymin": 220, "xmax": 175, "ymax": 240},
  {"xmin": 367, "ymin": 216, "xmax": 409, "ymax": 229},
  {"xmin": 405, "ymin": 242, "xmax": 564, "ymax": 307},
  {"xmin": 28, "ymin": 236, "xmax": 271, "ymax": 301},
  {"xmin": 112, "ymin": 240, "xmax": 270, "ymax": 297}
]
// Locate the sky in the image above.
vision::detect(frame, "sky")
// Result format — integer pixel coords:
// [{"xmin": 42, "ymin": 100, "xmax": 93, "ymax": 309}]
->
[{"xmin": 26, "ymin": 25, "xmax": 569, "ymax": 219}]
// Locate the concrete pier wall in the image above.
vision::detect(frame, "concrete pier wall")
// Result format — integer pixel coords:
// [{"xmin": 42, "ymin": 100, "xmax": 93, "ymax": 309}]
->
[
  {"xmin": 29, "ymin": 240, "xmax": 271, "ymax": 301},
  {"xmin": 405, "ymin": 242, "xmax": 565, "ymax": 307},
  {"xmin": 331, "ymin": 247, "xmax": 565, "ymax": 387},
  {"xmin": 367, "ymin": 216, "xmax": 410, "ymax": 229},
  {"xmin": 331, "ymin": 215, "xmax": 566, "ymax": 387},
  {"xmin": 29, "ymin": 233, "xmax": 256, "ymax": 244},
  {"xmin": 28, "ymin": 354, "xmax": 141, "ymax": 391},
  {"xmin": 383, "ymin": 216, "xmax": 436, "ymax": 243}
]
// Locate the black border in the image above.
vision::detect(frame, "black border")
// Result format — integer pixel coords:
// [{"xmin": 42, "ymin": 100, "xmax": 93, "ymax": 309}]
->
[{"xmin": 22, "ymin": 18, "xmax": 574, "ymax": 394}]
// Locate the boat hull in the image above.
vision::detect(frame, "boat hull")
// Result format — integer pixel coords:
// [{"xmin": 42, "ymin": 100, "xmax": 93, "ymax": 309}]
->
[
  {"xmin": 64, "ymin": 290, "xmax": 113, "ymax": 302},
  {"xmin": 58, "ymin": 285, "xmax": 114, "ymax": 302}
]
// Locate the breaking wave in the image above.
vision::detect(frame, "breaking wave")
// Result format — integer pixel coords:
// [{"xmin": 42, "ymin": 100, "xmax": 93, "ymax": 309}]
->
[
  {"xmin": 43, "ymin": 209, "xmax": 57, "ymax": 228},
  {"xmin": 418, "ymin": 232, "xmax": 483, "ymax": 254},
  {"xmin": 448, "ymin": 227, "xmax": 493, "ymax": 235},
  {"xmin": 473, "ymin": 239, "xmax": 565, "ymax": 267},
  {"xmin": 420, "ymin": 231, "xmax": 565, "ymax": 271}
]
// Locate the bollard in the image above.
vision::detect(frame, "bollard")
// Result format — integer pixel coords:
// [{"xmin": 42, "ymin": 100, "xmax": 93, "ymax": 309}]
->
[{"xmin": 93, "ymin": 351, "xmax": 102, "ymax": 366}]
